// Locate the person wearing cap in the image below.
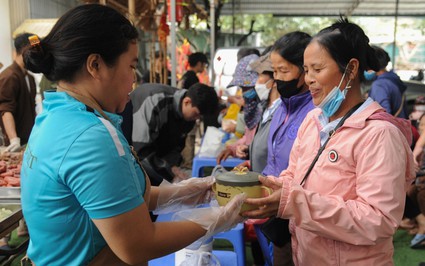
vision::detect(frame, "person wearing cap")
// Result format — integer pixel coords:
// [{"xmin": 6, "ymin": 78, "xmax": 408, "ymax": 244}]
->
[
  {"xmin": 258, "ymin": 31, "xmax": 314, "ymax": 265},
  {"xmin": 217, "ymin": 54, "xmax": 261, "ymax": 163},
  {"xmin": 217, "ymin": 51, "xmax": 280, "ymax": 173},
  {"xmin": 0, "ymin": 33, "xmax": 37, "ymax": 153},
  {"xmin": 220, "ymin": 49, "xmax": 281, "ymax": 265},
  {"xmin": 178, "ymin": 52, "xmax": 209, "ymax": 90}
]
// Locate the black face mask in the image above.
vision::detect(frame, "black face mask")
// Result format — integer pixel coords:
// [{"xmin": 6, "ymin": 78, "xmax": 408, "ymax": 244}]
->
[{"xmin": 276, "ymin": 78, "xmax": 302, "ymax": 98}]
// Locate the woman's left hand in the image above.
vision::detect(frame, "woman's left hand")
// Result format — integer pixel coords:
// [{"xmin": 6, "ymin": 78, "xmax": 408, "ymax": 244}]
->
[
  {"xmin": 241, "ymin": 176, "xmax": 283, "ymax": 219},
  {"xmin": 153, "ymin": 176, "xmax": 215, "ymax": 214}
]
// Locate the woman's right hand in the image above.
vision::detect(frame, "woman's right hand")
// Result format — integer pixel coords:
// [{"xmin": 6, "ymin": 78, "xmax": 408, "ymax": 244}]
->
[
  {"xmin": 242, "ymin": 176, "xmax": 283, "ymax": 219},
  {"xmin": 236, "ymin": 160, "xmax": 250, "ymax": 169},
  {"xmin": 216, "ymin": 148, "xmax": 233, "ymax": 164},
  {"xmin": 235, "ymin": 144, "xmax": 248, "ymax": 159}
]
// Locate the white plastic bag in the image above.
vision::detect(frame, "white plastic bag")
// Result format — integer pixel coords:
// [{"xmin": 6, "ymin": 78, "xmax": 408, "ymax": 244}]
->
[
  {"xmin": 176, "ymin": 238, "xmax": 221, "ymax": 266},
  {"xmin": 177, "ymin": 251, "xmax": 221, "ymax": 266},
  {"xmin": 198, "ymin": 126, "xmax": 225, "ymax": 158}
]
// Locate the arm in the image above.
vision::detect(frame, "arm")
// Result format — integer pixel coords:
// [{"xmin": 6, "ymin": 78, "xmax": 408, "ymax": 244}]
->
[
  {"xmin": 242, "ymin": 125, "xmax": 301, "ymax": 217},
  {"xmin": 413, "ymin": 132, "xmax": 425, "ymax": 169},
  {"xmin": 0, "ymin": 75, "xmax": 18, "ymax": 141},
  {"xmin": 66, "ymin": 124, "xmax": 205, "ymax": 264},
  {"xmin": 2, "ymin": 112, "xmax": 17, "ymax": 140},
  {"xmin": 93, "ymin": 203, "xmax": 206, "ymax": 264}
]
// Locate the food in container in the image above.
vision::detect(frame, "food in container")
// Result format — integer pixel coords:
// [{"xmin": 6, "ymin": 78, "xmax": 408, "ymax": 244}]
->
[{"xmin": 212, "ymin": 166, "xmax": 271, "ymax": 212}]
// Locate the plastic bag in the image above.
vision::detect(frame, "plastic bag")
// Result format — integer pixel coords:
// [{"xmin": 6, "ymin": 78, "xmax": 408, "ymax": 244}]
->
[
  {"xmin": 198, "ymin": 127, "xmax": 225, "ymax": 158},
  {"xmin": 178, "ymin": 251, "xmax": 221, "ymax": 266}
]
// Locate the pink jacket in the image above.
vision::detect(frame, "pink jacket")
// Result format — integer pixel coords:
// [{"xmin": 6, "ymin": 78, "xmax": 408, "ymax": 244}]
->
[{"xmin": 276, "ymin": 102, "xmax": 415, "ymax": 266}]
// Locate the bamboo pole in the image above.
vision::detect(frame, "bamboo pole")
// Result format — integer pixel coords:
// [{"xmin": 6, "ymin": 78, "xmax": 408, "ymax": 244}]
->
[{"xmin": 128, "ymin": 0, "xmax": 135, "ymax": 23}]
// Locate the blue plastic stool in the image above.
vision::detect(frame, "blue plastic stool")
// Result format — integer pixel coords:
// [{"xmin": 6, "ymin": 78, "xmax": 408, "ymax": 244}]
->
[
  {"xmin": 254, "ymin": 224, "xmax": 273, "ymax": 266},
  {"xmin": 214, "ymin": 223, "xmax": 246, "ymax": 266},
  {"xmin": 191, "ymin": 155, "xmax": 245, "ymax": 177}
]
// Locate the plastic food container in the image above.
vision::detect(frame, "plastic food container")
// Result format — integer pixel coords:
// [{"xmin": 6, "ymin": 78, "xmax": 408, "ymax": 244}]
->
[{"xmin": 212, "ymin": 166, "xmax": 270, "ymax": 212}]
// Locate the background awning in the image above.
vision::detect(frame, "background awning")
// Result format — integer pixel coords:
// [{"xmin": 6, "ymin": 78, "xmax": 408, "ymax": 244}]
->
[
  {"xmin": 220, "ymin": 0, "xmax": 425, "ymax": 17},
  {"xmin": 12, "ymin": 19, "xmax": 57, "ymax": 39}
]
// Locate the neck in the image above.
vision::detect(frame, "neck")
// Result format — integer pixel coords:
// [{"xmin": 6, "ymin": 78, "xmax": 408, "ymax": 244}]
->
[
  {"xmin": 376, "ymin": 69, "xmax": 387, "ymax": 76},
  {"xmin": 267, "ymin": 88, "xmax": 280, "ymax": 107},
  {"xmin": 57, "ymin": 80, "xmax": 102, "ymax": 107},
  {"xmin": 329, "ymin": 84, "xmax": 363, "ymax": 122},
  {"xmin": 15, "ymin": 55, "xmax": 26, "ymax": 73}
]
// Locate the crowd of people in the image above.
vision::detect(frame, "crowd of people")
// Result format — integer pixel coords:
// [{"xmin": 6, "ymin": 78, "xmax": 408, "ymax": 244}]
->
[{"xmin": 0, "ymin": 2, "xmax": 423, "ymax": 265}]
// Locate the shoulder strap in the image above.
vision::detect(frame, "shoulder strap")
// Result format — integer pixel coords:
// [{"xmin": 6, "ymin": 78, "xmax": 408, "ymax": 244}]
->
[
  {"xmin": 394, "ymin": 94, "xmax": 405, "ymax": 117},
  {"xmin": 300, "ymin": 102, "xmax": 363, "ymax": 186}
]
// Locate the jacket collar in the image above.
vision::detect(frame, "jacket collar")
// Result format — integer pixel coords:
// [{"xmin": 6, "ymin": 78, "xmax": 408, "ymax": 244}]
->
[
  {"xmin": 174, "ymin": 89, "xmax": 187, "ymax": 119},
  {"xmin": 312, "ymin": 100, "xmax": 384, "ymax": 131},
  {"xmin": 282, "ymin": 90, "xmax": 312, "ymax": 110}
]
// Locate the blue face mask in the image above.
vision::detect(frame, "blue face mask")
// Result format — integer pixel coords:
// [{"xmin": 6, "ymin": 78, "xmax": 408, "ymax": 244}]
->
[
  {"xmin": 364, "ymin": 70, "xmax": 376, "ymax": 81},
  {"xmin": 316, "ymin": 69, "xmax": 351, "ymax": 118}
]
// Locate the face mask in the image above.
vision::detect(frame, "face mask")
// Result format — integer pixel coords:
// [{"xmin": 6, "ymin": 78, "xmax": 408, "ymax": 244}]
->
[
  {"xmin": 255, "ymin": 79, "xmax": 272, "ymax": 101},
  {"xmin": 242, "ymin": 87, "xmax": 257, "ymax": 100},
  {"xmin": 364, "ymin": 70, "xmax": 376, "ymax": 81},
  {"xmin": 317, "ymin": 69, "xmax": 351, "ymax": 118},
  {"xmin": 276, "ymin": 77, "xmax": 302, "ymax": 98}
]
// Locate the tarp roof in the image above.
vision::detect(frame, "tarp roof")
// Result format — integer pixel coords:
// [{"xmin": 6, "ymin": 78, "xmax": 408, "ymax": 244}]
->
[
  {"xmin": 12, "ymin": 19, "xmax": 57, "ymax": 39},
  {"xmin": 220, "ymin": 0, "xmax": 425, "ymax": 17}
]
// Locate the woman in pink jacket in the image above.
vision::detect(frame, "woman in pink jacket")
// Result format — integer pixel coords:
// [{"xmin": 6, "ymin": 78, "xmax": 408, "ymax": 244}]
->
[{"xmin": 243, "ymin": 18, "xmax": 415, "ymax": 265}]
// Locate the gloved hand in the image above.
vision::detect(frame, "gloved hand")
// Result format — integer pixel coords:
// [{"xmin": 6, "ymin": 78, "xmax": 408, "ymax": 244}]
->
[
  {"xmin": 172, "ymin": 193, "xmax": 246, "ymax": 249},
  {"xmin": 5, "ymin": 138, "xmax": 20, "ymax": 153},
  {"xmin": 153, "ymin": 176, "xmax": 215, "ymax": 214}
]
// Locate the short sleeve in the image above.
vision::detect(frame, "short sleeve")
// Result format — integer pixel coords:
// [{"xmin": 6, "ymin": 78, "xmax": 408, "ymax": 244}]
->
[
  {"xmin": 59, "ymin": 122, "xmax": 145, "ymax": 219},
  {"xmin": 0, "ymin": 74, "xmax": 18, "ymax": 113}
]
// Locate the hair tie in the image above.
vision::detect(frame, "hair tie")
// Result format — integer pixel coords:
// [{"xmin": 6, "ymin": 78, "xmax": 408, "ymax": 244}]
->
[{"xmin": 28, "ymin": 35, "xmax": 40, "ymax": 47}]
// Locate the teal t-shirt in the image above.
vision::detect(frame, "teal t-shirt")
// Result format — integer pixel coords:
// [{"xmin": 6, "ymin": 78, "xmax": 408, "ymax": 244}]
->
[{"xmin": 21, "ymin": 92, "xmax": 146, "ymax": 265}]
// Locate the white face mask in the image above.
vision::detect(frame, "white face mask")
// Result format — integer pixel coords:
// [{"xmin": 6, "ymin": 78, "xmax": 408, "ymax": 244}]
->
[{"xmin": 255, "ymin": 79, "xmax": 272, "ymax": 101}]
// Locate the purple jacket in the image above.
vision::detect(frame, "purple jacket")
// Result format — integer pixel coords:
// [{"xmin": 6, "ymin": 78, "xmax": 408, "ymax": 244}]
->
[{"xmin": 262, "ymin": 91, "xmax": 314, "ymax": 177}]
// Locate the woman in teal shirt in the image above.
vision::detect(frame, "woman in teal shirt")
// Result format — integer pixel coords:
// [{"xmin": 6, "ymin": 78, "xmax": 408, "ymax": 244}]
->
[{"xmin": 21, "ymin": 4, "xmax": 244, "ymax": 265}]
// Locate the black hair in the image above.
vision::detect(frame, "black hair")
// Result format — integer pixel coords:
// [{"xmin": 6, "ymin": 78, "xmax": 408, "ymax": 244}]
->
[
  {"xmin": 24, "ymin": 4, "xmax": 138, "ymax": 83},
  {"xmin": 312, "ymin": 17, "xmax": 380, "ymax": 82},
  {"xmin": 371, "ymin": 45, "xmax": 390, "ymax": 70},
  {"xmin": 187, "ymin": 83, "xmax": 218, "ymax": 115},
  {"xmin": 14, "ymin": 33, "xmax": 34, "ymax": 55},
  {"xmin": 263, "ymin": 71, "xmax": 274, "ymax": 79},
  {"xmin": 237, "ymin": 48, "xmax": 260, "ymax": 62},
  {"xmin": 272, "ymin": 31, "xmax": 312, "ymax": 72},
  {"xmin": 188, "ymin": 52, "xmax": 208, "ymax": 67},
  {"xmin": 261, "ymin": 46, "xmax": 273, "ymax": 56}
]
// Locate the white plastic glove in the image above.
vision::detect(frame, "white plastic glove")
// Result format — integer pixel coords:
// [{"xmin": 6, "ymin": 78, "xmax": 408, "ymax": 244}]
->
[
  {"xmin": 5, "ymin": 137, "xmax": 20, "ymax": 153},
  {"xmin": 172, "ymin": 193, "xmax": 247, "ymax": 249},
  {"xmin": 153, "ymin": 176, "xmax": 215, "ymax": 214}
]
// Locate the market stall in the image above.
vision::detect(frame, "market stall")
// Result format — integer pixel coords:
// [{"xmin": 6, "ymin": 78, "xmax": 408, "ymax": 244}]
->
[{"xmin": 0, "ymin": 152, "xmax": 28, "ymax": 265}]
